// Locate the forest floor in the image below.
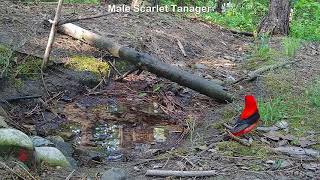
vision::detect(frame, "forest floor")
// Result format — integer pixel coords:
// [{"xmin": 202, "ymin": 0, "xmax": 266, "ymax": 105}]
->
[{"xmin": 0, "ymin": 1, "xmax": 319, "ymax": 179}]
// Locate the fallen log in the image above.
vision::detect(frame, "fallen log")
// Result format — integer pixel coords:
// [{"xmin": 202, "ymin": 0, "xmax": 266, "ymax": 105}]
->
[
  {"xmin": 145, "ymin": 170, "xmax": 217, "ymax": 177},
  {"xmin": 55, "ymin": 23, "xmax": 233, "ymax": 102},
  {"xmin": 229, "ymin": 59, "xmax": 301, "ymax": 85},
  {"xmin": 247, "ymin": 59, "xmax": 301, "ymax": 81}
]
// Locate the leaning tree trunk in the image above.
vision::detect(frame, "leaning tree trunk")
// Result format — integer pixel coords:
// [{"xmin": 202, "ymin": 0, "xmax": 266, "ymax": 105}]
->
[
  {"xmin": 257, "ymin": 0, "xmax": 290, "ymax": 35},
  {"xmin": 215, "ymin": 0, "xmax": 223, "ymax": 13}
]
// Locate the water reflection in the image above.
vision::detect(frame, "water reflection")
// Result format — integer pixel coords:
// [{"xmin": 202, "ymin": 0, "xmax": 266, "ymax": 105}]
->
[{"xmin": 92, "ymin": 123, "xmax": 181, "ymax": 150}]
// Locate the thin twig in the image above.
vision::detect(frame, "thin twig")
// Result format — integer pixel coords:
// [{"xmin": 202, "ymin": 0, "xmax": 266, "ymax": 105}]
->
[
  {"xmin": 227, "ymin": 131, "xmax": 251, "ymax": 147},
  {"xmin": 42, "ymin": 0, "xmax": 64, "ymax": 70},
  {"xmin": 65, "ymin": 169, "xmax": 76, "ymax": 180},
  {"xmin": 11, "ymin": 161, "xmax": 37, "ymax": 180},
  {"xmin": 58, "ymin": 12, "xmax": 117, "ymax": 25},
  {"xmin": 115, "ymin": 68, "xmax": 138, "ymax": 81},
  {"xmin": 145, "ymin": 170, "xmax": 217, "ymax": 177},
  {"xmin": 1, "ymin": 95, "xmax": 42, "ymax": 103},
  {"xmin": 0, "ymin": 161, "xmax": 27, "ymax": 180},
  {"xmin": 107, "ymin": 61, "xmax": 122, "ymax": 76}
]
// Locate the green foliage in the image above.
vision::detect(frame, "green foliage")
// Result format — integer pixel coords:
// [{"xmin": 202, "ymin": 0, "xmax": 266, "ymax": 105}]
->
[
  {"xmin": 251, "ymin": 34, "xmax": 273, "ymax": 61},
  {"xmin": 281, "ymin": 37, "xmax": 301, "ymax": 58},
  {"xmin": 64, "ymin": 0, "xmax": 99, "ymax": 3},
  {"xmin": 291, "ymin": 0, "xmax": 320, "ymax": 41},
  {"xmin": 22, "ymin": 0, "xmax": 99, "ymax": 3},
  {"xmin": 163, "ymin": 0, "xmax": 319, "ymax": 41},
  {"xmin": 15, "ymin": 57, "xmax": 42, "ymax": 78},
  {"xmin": 259, "ymin": 74, "xmax": 320, "ymax": 136},
  {"xmin": 202, "ymin": 0, "xmax": 268, "ymax": 32},
  {"xmin": 307, "ymin": 79, "xmax": 320, "ymax": 108},
  {"xmin": 0, "ymin": 45, "xmax": 13, "ymax": 78}
]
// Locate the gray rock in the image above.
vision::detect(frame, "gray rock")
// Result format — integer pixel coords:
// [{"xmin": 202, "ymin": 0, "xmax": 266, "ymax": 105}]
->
[
  {"xmin": 34, "ymin": 147, "xmax": 71, "ymax": 168},
  {"xmin": 31, "ymin": 136, "xmax": 54, "ymax": 147},
  {"xmin": 101, "ymin": 168, "xmax": 128, "ymax": 180},
  {"xmin": 48, "ymin": 137, "xmax": 74, "ymax": 158},
  {"xmin": 194, "ymin": 63, "xmax": 208, "ymax": 69},
  {"xmin": 0, "ymin": 116, "xmax": 8, "ymax": 128},
  {"xmin": 0, "ymin": 128, "xmax": 33, "ymax": 150},
  {"xmin": 46, "ymin": 136, "xmax": 65, "ymax": 142},
  {"xmin": 275, "ymin": 121, "xmax": 289, "ymax": 129}
]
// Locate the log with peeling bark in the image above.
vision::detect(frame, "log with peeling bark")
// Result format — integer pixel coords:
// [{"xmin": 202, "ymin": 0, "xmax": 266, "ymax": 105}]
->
[
  {"xmin": 55, "ymin": 23, "xmax": 233, "ymax": 102},
  {"xmin": 247, "ymin": 59, "xmax": 301, "ymax": 81}
]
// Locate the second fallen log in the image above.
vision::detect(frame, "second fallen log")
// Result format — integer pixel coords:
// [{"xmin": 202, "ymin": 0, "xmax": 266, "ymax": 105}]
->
[{"xmin": 56, "ymin": 23, "xmax": 233, "ymax": 102}]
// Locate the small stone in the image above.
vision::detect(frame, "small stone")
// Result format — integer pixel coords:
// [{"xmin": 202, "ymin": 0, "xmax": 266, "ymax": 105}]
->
[
  {"xmin": 46, "ymin": 136, "xmax": 65, "ymax": 142},
  {"xmin": 266, "ymin": 160, "xmax": 275, "ymax": 164},
  {"xmin": 275, "ymin": 121, "xmax": 289, "ymax": 129},
  {"xmin": 194, "ymin": 63, "xmax": 208, "ymax": 69},
  {"xmin": 152, "ymin": 163, "xmax": 163, "ymax": 169},
  {"xmin": 49, "ymin": 138, "xmax": 74, "ymax": 158},
  {"xmin": 101, "ymin": 168, "xmax": 128, "ymax": 180},
  {"xmin": 133, "ymin": 166, "xmax": 140, "ymax": 171},
  {"xmin": 34, "ymin": 147, "xmax": 71, "ymax": 168},
  {"xmin": 241, "ymin": 166, "xmax": 249, "ymax": 170},
  {"xmin": 208, "ymin": 149, "xmax": 217, "ymax": 153},
  {"xmin": 31, "ymin": 136, "xmax": 54, "ymax": 147},
  {"xmin": 204, "ymin": 74, "xmax": 213, "ymax": 80},
  {"xmin": 0, "ymin": 116, "xmax": 8, "ymax": 128}
]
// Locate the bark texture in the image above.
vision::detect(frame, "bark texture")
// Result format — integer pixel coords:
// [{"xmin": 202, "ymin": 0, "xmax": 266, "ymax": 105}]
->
[{"xmin": 258, "ymin": 0, "xmax": 290, "ymax": 35}]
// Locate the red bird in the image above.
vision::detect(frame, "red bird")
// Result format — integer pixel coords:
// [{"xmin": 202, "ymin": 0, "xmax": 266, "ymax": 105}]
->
[{"xmin": 230, "ymin": 95, "xmax": 260, "ymax": 136}]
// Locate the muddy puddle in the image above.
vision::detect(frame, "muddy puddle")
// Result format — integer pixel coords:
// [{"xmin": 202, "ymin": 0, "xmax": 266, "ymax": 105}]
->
[{"xmin": 38, "ymin": 96, "xmax": 185, "ymax": 160}]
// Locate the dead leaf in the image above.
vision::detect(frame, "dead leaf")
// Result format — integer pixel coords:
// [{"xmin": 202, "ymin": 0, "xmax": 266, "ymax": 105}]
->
[
  {"xmin": 298, "ymin": 137, "xmax": 318, "ymax": 148},
  {"xmin": 263, "ymin": 131, "xmax": 283, "ymax": 141}
]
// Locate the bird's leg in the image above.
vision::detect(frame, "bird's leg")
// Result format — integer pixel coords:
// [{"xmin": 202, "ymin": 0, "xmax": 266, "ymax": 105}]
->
[{"xmin": 226, "ymin": 131, "xmax": 251, "ymax": 146}]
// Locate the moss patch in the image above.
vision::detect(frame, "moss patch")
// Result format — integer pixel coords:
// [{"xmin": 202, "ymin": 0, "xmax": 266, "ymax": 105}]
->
[
  {"xmin": 66, "ymin": 56, "xmax": 110, "ymax": 77},
  {"xmin": 15, "ymin": 56, "xmax": 42, "ymax": 79},
  {"xmin": 215, "ymin": 141, "xmax": 271, "ymax": 158}
]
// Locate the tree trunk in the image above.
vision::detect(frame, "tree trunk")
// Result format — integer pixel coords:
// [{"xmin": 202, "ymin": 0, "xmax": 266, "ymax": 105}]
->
[
  {"xmin": 257, "ymin": 0, "xmax": 290, "ymax": 35},
  {"xmin": 215, "ymin": 0, "xmax": 223, "ymax": 13}
]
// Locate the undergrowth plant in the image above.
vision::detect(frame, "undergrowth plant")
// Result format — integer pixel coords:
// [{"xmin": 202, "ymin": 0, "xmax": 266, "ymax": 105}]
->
[
  {"xmin": 282, "ymin": 37, "xmax": 301, "ymax": 58},
  {"xmin": 0, "ymin": 45, "xmax": 13, "ymax": 78}
]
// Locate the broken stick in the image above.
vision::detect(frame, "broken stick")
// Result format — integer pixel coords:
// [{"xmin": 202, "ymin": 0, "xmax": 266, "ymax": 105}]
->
[
  {"xmin": 247, "ymin": 59, "xmax": 301, "ymax": 81},
  {"xmin": 55, "ymin": 23, "xmax": 233, "ymax": 102},
  {"xmin": 145, "ymin": 170, "xmax": 217, "ymax": 177},
  {"xmin": 176, "ymin": 39, "xmax": 187, "ymax": 57},
  {"xmin": 42, "ymin": 0, "xmax": 64, "ymax": 70}
]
